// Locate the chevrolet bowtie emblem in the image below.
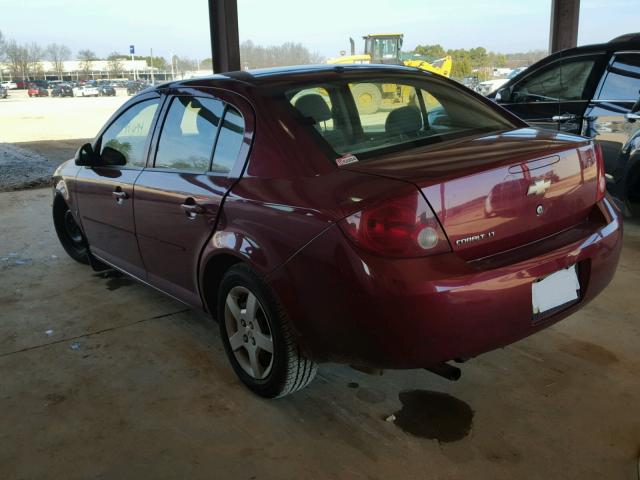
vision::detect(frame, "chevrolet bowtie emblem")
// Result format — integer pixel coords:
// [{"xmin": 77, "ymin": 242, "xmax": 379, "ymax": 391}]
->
[{"xmin": 527, "ymin": 179, "xmax": 551, "ymax": 196}]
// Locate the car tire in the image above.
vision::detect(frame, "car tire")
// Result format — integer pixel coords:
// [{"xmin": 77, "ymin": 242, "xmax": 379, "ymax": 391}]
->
[
  {"xmin": 218, "ymin": 264, "xmax": 317, "ymax": 398},
  {"xmin": 53, "ymin": 198, "xmax": 89, "ymax": 265}
]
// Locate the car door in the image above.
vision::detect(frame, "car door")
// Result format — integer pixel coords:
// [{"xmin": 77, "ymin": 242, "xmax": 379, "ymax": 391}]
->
[
  {"xmin": 134, "ymin": 91, "xmax": 249, "ymax": 305},
  {"xmin": 498, "ymin": 53, "xmax": 605, "ymax": 132},
  {"xmin": 75, "ymin": 95, "xmax": 162, "ymax": 278},
  {"xmin": 582, "ymin": 52, "xmax": 640, "ymax": 201}
]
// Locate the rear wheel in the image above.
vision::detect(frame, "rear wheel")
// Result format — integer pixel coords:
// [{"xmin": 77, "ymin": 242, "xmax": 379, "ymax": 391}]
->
[
  {"xmin": 218, "ymin": 264, "xmax": 317, "ymax": 398},
  {"xmin": 53, "ymin": 198, "xmax": 89, "ymax": 264}
]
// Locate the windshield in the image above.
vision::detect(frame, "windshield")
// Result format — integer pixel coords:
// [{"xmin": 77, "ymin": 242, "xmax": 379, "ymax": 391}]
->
[{"xmin": 286, "ymin": 76, "xmax": 515, "ymax": 159}]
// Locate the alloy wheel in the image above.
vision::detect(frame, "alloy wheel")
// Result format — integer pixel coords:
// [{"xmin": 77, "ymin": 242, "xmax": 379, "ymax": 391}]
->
[{"xmin": 224, "ymin": 286, "xmax": 274, "ymax": 380}]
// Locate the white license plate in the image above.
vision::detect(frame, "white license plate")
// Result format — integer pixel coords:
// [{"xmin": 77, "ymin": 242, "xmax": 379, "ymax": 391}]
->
[{"xmin": 532, "ymin": 265, "xmax": 580, "ymax": 315}]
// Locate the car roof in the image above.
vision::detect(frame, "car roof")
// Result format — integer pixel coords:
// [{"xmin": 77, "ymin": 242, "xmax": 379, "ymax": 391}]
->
[
  {"xmin": 156, "ymin": 63, "xmax": 431, "ymax": 90},
  {"xmin": 490, "ymin": 33, "xmax": 640, "ymax": 92},
  {"xmin": 557, "ymin": 34, "xmax": 640, "ymax": 56}
]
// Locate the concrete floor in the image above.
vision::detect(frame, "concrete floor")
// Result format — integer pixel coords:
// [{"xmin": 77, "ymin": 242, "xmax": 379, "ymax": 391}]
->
[{"xmin": 1, "ymin": 188, "xmax": 639, "ymax": 479}]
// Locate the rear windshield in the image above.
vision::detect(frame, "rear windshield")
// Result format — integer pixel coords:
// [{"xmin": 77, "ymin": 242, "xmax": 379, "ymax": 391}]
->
[{"xmin": 286, "ymin": 76, "xmax": 516, "ymax": 159}]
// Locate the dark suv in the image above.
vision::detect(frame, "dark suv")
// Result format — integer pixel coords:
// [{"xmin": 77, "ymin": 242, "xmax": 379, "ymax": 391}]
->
[{"xmin": 491, "ymin": 33, "xmax": 640, "ymax": 213}]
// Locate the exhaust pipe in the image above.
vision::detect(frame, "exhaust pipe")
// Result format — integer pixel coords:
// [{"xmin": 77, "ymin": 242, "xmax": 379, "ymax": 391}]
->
[{"xmin": 425, "ymin": 362, "xmax": 461, "ymax": 381}]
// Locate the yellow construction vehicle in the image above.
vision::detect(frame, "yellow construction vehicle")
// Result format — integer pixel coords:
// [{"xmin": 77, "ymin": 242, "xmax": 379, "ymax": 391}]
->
[{"xmin": 327, "ymin": 34, "xmax": 452, "ymax": 114}]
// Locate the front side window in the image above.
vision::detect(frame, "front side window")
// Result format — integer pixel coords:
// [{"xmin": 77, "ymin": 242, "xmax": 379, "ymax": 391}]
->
[
  {"xmin": 286, "ymin": 77, "xmax": 514, "ymax": 159},
  {"xmin": 597, "ymin": 54, "xmax": 640, "ymax": 101},
  {"xmin": 512, "ymin": 57, "xmax": 597, "ymax": 103},
  {"xmin": 99, "ymin": 98, "xmax": 159, "ymax": 167},
  {"xmin": 155, "ymin": 97, "xmax": 224, "ymax": 172}
]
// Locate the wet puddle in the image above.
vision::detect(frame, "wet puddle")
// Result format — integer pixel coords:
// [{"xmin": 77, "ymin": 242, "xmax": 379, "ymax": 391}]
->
[{"xmin": 393, "ymin": 389, "xmax": 474, "ymax": 442}]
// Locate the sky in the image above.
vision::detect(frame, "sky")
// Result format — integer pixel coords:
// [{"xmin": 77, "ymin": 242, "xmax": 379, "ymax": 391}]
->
[{"xmin": 0, "ymin": 0, "xmax": 638, "ymax": 61}]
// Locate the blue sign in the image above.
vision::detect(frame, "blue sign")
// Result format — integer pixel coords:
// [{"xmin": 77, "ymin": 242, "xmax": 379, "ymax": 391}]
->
[{"xmin": 129, "ymin": 45, "xmax": 135, "ymax": 55}]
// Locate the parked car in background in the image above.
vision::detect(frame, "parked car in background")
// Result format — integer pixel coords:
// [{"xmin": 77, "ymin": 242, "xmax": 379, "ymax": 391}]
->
[
  {"xmin": 51, "ymin": 84, "xmax": 74, "ymax": 97},
  {"xmin": 126, "ymin": 81, "xmax": 147, "ymax": 96},
  {"xmin": 461, "ymin": 75, "xmax": 479, "ymax": 90},
  {"xmin": 1, "ymin": 81, "xmax": 17, "ymax": 90},
  {"xmin": 27, "ymin": 84, "xmax": 49, "ymax": 97},
  {"xmin": 490, "ymin": 33, "xmax": 640, "ymax": 213},
  {"xmin": 98, "ymin": 84, "xmax": 116, "ymax": 96},
  {"xmin": 52, "ymin": 65, "xmax": 621, "ymax": 398},
  {"xmin": 0, "ymin": 85, "xmax": 8, "ymax": 99},
  {"xmin": 73, "ymin": 85, "xmax": 99, "ymax": 97},
  {"xmin": 475, "ymin": 67, "xmax": 529, "ymax": 96}
]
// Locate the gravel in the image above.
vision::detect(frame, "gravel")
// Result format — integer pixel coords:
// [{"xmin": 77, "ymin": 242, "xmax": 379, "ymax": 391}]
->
[{"xmin": 0, "ymin": 143, "xmax": 55, "ymax": 191}]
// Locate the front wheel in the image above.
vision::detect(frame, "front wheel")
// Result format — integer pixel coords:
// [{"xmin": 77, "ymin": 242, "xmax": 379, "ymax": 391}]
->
[
  {"xmin": 218, "ymin": 264, "xmax": 317, "ymax": 398},
  {"xmin": 53, "ymin": 198, "xmax": 89, "ymax": 264}
]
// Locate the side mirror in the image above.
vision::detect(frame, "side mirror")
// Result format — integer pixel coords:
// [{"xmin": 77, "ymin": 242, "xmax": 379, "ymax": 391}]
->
[
  {"xmin": 74, "ymin": 143, "xmax": 98, "ymax": 166},
  {"xmin": 100, "ymin": 146, "xmax": 127, "ymax": 166},
  {"xmin": 496, "ymin": 87, "xmax": 512, "ymax": 103}
]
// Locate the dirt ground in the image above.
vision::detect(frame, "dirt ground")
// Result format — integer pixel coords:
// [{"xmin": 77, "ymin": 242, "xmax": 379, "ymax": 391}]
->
[
  {"xmin": 0, "ymin": 89, "xmax": 128, "ymax": 143},
  {"xmin": 11, "ymin": 138, "xmax": 91, "ymax": 164},
  {"xmin": 0, "ymin": 188, "xmax": 639, "ymax": 480},
  {"xmin": 0, "ymin": 90, "xmax": 125, "ymax": 191}
]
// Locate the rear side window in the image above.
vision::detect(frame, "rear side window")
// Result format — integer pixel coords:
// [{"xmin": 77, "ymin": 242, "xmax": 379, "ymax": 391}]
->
[
  {"xmin": 286, "ymin": 77, "xmax": 514, "ymax": 158},
  {"xmin": 597, "ymin": 54, "xmax": 640, "ymax": 101},
  {"xmin": 99, "ymin": 99, "xmax": 159, "ymax": 167},
  {"xmin": 512, "ymin": 57, "xmax": 597, "ymax": 102},
  {"xmin": 211, "ymin": 106, "xmax": 245, "ymax": 174},
  {"xmin": 155, "ymin": 97, "xmax": 224, "ymax": 172}
]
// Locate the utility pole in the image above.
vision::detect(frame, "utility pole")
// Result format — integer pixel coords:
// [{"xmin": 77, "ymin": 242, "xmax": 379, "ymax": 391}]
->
[
  {"xmin": 150, "ymin": 48, "xmax": 155, "ymax": 85},
  {"xmin": 130, "ymin": 45, "xmax": 137, "ymax": 80},
  {"xmin": 170, "ymin": 52, "xmax": 175, "ymax": 80}
]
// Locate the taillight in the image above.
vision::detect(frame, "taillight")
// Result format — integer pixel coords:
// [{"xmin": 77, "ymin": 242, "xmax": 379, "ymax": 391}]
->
[
  {"xmin": 594, "ymin": 142, "xmax": 606, "ymax": 202},
  {"xmin": 338, "ymin": 191, "xmax": 451, "ymax": 257}
]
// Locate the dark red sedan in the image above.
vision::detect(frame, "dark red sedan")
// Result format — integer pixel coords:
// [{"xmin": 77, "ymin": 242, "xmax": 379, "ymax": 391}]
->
[{"xmin": 52, "ymin": 65, "xmax": 622, "ymax": 398}]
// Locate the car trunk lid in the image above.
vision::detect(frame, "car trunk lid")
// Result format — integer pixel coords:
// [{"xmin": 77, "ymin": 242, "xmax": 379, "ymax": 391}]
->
[{"xmin": 343, "ymin": 128, "xmax": 598, "ymax": 260}]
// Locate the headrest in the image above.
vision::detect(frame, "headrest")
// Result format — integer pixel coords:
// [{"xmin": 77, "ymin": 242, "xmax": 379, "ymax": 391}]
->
[
  {"xmin": 294, "ymin": 94, "xmax": 332, "ymax": 124},
  {"xmin": 385, "ymin": 106, "xmax": 422, "ymax": 137}
]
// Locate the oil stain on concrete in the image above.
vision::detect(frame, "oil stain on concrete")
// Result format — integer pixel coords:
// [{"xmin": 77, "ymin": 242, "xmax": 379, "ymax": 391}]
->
[
  {"xmin": 393, "ymin": 390, "xmax": 474, "ymax": 442},
  {"xmin": 560, "ymin": 339, "xmax": 619, "ymax": 366}
]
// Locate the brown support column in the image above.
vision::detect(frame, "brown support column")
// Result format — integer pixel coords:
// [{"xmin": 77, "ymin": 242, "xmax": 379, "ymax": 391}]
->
[
  {"xmin": 208, "ymin": 0, "xmax": 241, "ymax": 73},
  {"xmin": 549, "ymin": 0, "xmax": 580, "ymax": 53}
]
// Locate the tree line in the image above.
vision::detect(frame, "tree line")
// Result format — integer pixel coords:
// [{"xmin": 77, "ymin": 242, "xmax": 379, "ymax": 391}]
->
[
  {"xmin": 413, "ymin": 44, "xmax": 547, "ymax": 79},
  {"xmin": 0, "ymin": 30, "xmax": 206, "ymax": 80},
  {"xmin": 1, "ymin": 29, "xmax": 547, "ymax": 81}
]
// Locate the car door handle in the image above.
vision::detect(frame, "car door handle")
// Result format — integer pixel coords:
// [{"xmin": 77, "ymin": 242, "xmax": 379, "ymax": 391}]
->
[
  {"xmin": 180, "ymin": 200, "xmax": 205, "ymax": 218},
  {"xmin": 552, "ymin": 113, "xmax": 577, "ymax": 122},
  {"xmin": 112, "ymin": 189, "xmax": 129, "ymax": 203},
  {"xmin": 624, "ymin": 112, "xmax": 640, "ymax": 121}
]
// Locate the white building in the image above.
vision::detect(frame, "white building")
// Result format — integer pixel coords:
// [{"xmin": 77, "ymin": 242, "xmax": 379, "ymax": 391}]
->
[{"xmin": 0, "ymin": 59, "xmax": 151, "ymax": 79}]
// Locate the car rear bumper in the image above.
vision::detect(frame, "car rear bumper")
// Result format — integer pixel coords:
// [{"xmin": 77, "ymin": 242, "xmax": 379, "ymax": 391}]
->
[{"xmin": 268, "ymin": 198, "xmax": 622, "ymax": 368}]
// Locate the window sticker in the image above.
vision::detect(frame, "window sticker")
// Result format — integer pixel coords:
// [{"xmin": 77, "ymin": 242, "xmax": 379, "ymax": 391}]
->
[{"xmin": 335, "ymin": 154, "xmax": 359, "ymax": 166}]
